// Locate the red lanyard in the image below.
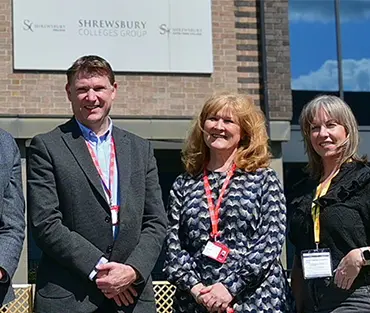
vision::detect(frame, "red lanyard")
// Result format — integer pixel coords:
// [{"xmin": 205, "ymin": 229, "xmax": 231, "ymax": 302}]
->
[
  {"xmin": 203, "ymin": 163, "xmax": 236, "ymax": 239},
  {"xmin": 86, "ymin": 137, "xmax": 116, "ymax": 206}
]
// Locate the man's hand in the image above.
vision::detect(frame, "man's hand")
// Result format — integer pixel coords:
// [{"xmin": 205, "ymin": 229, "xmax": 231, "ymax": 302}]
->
[
  {"xmin": 95, "ymin": 262, "xmax": 138, "ymax": 304},
  {"xmin": 112, "ymin": 286, "xmax": 138, "ymax": 307},
  {"xmin": 96, "ymin": 269, "xmax": 109, "ymax": 279},
  {"xmin": 198, "ymin": 282, "xmax": 233, "ymax": 312}
]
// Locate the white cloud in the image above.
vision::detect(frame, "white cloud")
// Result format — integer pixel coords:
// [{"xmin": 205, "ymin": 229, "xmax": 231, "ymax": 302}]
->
[
  {"xmin": 343, "ymin": 59, "xmax": 370, "ymax": 91},
  {"xmin": 289, "ymin": 0, "xmax": 370, "ymax": 23},
  {"xmin": 292, "ymin": 59, "xmax": 339, "ymax": 90},
  {"xmin": 292, "ymin": 58, "xmax": 370, "ymax": 91}
]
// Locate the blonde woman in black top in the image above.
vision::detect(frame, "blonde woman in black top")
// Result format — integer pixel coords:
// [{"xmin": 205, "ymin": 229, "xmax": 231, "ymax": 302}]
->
[{"xmin": 289, "ymin": 95, "xmax": 370, "ymax": 313}]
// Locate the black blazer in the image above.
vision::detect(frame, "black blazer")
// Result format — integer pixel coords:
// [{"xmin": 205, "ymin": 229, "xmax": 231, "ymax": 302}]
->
[
  {"xmin": 289, "ymin": 161, "xmax": 370, "ymax": 268},
  {"xmin": 27, "ymin": 118, "xmax": 167, "ymax": 313}
]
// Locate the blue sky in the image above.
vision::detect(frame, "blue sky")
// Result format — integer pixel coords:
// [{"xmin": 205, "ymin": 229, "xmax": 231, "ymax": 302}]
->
[{"xmin": 289, "ymin": 0, "xmax": 370, "ymax": 91}]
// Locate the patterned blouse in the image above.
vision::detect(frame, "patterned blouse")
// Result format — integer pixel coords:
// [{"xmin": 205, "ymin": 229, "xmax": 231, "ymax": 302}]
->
[{"xmin": 164, "ymin": 167, "xmax": 294, "ymax": 313}]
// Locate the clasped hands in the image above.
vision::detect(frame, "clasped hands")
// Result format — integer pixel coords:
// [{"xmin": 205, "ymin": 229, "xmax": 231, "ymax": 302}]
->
[
  {"xmin": 95, "ymin": 262, "xmax": 138, "ymax": 307},
  {"xmin": 191, "ymin": 282, "xmax": 233, "ymax": 313}
]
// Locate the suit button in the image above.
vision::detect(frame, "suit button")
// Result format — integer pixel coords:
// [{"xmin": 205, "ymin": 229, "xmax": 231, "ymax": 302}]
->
[
  {"xmin": 105, "ymin": 216, "xmax": 111, "ymax": 223},
  {"xmin": 106, "ymin": 245, "xmax": 113, "ymax": 253}
]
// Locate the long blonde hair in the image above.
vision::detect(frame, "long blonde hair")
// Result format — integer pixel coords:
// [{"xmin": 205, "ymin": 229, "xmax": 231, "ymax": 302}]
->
[{"xmin": 182, "ymin": 92, "xmax": 271, "ymax": 176}]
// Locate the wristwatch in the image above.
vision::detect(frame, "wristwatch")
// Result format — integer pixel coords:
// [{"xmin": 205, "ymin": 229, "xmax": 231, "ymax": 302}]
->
[{"xmin": 361, "ymin": 249, "xmax": 370, "ymax": 266}]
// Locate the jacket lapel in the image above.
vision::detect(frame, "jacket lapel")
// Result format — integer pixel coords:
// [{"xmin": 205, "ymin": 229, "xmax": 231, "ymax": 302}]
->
[
  {"xmin": 112, "ymin": 127, "xmax": 131, "ymax": 216},
  {"xmin": 61, "ymin": 119, "xmax": 109, "ymax": 210}
]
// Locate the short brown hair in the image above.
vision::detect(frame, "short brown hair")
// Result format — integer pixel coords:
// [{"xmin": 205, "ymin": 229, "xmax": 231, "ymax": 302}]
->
[
  {"xmin": 66, "ymin": 55, "xmax": 115, "ymax": 85},
  {"xmin": 182, "ymin": 92, "xmax": 271, "ymax": 176}
]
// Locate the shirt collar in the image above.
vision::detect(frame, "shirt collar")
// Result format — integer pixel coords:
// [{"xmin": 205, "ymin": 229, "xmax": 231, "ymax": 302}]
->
[{"xmin": 76, "ymin": 118, "xmax": 113, "ymax": 143}]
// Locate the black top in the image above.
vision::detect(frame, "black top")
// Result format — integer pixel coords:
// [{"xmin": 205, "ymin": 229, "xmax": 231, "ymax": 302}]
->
[{"xmin": 289, "ymin": 161, "xmax": 370, "ymax": 271}]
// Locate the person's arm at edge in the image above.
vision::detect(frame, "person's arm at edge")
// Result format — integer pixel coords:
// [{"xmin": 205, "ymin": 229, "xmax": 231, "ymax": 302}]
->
[{"xmin": 0, "ymin": 134, "xmax": 25, "ymax": 282}]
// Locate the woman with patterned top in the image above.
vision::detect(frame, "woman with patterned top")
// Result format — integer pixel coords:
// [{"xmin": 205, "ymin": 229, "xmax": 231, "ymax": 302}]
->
[
  {"xmin": 163, "ymin": 92, "xmax": 294, "ymax": 313},
  {"xmin": 289, "ymin": 95, "xmax": 370, "ymax": 312}
]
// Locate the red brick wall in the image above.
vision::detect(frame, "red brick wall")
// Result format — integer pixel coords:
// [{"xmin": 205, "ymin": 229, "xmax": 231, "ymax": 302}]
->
[
  {"xmin": 263, "ymin": 0, "xmax": 292, "ymax": 120},
  {"xmin": 235, "ymin": 1, "xmax": 261, "ymax": 104}
]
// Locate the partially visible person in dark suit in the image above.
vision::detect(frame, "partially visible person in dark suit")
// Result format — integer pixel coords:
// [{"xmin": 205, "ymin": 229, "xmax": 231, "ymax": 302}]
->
[
  {"xmin": 0, "ymin": 129, "xmax": 25, "ymax": 305},
  {"xmin": 27, "ymin": 55, "xmax": 167, "ymax": 313},
  {"xmin": 289, "ymin": 95, "xmax": 370, "ymax": 313}
]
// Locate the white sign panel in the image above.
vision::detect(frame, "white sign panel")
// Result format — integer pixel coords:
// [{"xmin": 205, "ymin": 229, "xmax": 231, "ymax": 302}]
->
[{"xmin": 13, "ymin": 0, "xmax": 213, "ymax": 73}]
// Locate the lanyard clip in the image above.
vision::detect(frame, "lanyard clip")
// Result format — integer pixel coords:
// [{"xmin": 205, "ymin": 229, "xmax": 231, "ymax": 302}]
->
[{"xmin": 210, "ymin": 231, "xmax": 220, "ymax": 241}]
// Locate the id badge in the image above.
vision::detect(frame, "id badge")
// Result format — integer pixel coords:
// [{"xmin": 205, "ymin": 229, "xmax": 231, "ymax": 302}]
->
[
  {"xmin": 301, "ymin": 248, "xmax": 333, "ymax": 279},
  {"xmin": 202, "ymin": 241, "xmax": 230, "ymax": 263}
]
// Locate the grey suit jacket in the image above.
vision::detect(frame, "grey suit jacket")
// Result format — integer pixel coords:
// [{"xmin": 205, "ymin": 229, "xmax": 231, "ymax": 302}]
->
[
  {"xmin": 27, "ymin": 118, "xmax": 167, "ymax": 313},
  {"xmin": 0, "ymin": 129, "xmax": 25, "ymax": 305}
]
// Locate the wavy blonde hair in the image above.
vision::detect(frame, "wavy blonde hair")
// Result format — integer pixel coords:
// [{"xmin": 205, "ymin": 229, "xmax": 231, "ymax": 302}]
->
[
  {"xmin": 299, "ymin": 94, "xmax": 364, "ymax": 179},
  {"xmin": 182, "ymin": 92, "xmax": 271, "ymax": 176}
]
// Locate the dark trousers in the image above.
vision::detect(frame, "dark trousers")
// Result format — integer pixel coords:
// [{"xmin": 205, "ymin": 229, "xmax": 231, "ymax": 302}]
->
[
  {"xmin": 304, "ymin": 278, "xmax": 370, "ymax": 313},
  {"xmin": 330, "ymin": 286, "xmax": 370, "ymax": 312}
]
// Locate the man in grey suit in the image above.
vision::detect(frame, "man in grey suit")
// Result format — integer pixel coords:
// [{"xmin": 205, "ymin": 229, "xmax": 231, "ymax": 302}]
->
[
  {"xmin": 0, "ymin": 130, "xmax": 25, "ymax": 305},
  {"xmin": 27, "ymin": 55, "xmax": 167, "ymax": 313}
]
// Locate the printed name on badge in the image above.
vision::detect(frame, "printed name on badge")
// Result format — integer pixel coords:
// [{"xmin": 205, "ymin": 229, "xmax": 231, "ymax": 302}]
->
[
  {"xmin": 301, "ymin": 249, "xmax": 333, "ymax": 279},
  {"xmin": 202, "ymin": 241, "xmax": 229, "ymax": 263}
]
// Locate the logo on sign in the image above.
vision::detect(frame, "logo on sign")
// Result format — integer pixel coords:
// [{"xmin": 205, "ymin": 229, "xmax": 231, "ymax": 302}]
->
[
  {"xmin": 23, "ymin": 20, "xmax": 33, "ymax": 32},
  {"xmin": 159, "ymin": 24, "xmax": 170, "ymax": 35},
  {"xmin": 22, "ymin": 19, "xmax": 66, "ymax": 32},
  {"xmin": 159, "ymin": 24, "xmax": 202, "ymax": 36}
]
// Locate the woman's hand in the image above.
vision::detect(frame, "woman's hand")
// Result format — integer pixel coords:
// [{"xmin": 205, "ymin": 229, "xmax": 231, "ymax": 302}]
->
[
  {"xmin": 334, "ymin": 248, "xmax": 364, "ymax": 289},
  {"xmin": 198, "ymin": 282, "xmax": 233, "ymax": 312}
]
